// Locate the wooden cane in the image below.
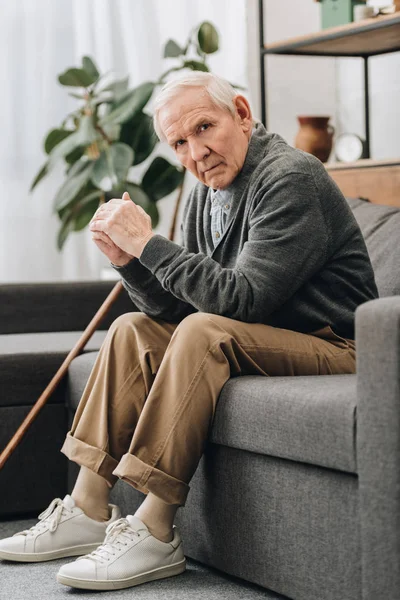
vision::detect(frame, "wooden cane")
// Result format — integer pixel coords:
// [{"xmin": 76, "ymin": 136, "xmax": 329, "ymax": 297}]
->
[{"xmin": 0, "ymin": 171, "xmax": 186, "ymax": 470}]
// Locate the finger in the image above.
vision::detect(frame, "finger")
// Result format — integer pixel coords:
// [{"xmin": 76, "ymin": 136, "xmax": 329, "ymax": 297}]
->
[
  {"xmin": 90, "ymin": 219, "xmax": 108, "ymax": 232},
  {"xmin": 92, "ymin": 231, "xmax": 111, "ymax": 244},
  {"xmin": 93, "ymin": 239, "xmax": 113, "ymax": 255},
  {"xmin": 91, "ymin": 203, "xmax": 113, "ymax": 222},
  {"xmin": 122, "ymin": 191, "xmax": 131, "ymax": 201}
]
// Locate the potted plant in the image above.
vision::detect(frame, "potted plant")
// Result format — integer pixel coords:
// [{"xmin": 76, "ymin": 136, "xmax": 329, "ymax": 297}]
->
[{"xmin": 31, "ymin": 21, "xmax": 222, "ymax": 250}]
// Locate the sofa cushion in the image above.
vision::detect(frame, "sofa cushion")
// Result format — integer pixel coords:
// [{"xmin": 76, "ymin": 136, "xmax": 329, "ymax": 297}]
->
[
  {"xmin": 0, "ymin": 281, "xmax": 135, "ymax": 334},
  {"xmin": 68, "ymin": 352, "xmax": 357, "ymax": 474},
  {"xmin": 347, "ymin": 197, "xmax": 400, "ymax": 297},
  {"xmin": 212, "ymin": 374, "xmax": 357, "ymax": 474},
  {"xmin": 0, "ymin": 331, "xmax": 107, "ymax": 407}
]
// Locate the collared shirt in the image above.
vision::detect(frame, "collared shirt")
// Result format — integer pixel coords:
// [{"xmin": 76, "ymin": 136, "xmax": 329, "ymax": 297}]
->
[
  {"xmin": 209, "ymin": 128, "xmax": 255, "ymax": 249},
  {"xmin": 209, "ymin": 187, "xmax": 232, "ymax": 248}
]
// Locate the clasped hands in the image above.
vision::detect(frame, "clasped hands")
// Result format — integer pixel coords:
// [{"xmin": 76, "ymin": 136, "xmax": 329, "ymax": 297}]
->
[{"xmin": 89, "ymin": 191, "xmax": 155, "ymax": 267}]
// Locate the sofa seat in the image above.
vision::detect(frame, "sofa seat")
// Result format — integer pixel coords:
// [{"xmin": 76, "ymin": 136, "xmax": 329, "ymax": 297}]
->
[{"xmin": 67, "ymin": 352, "xmax": 357, "ymax": 475}]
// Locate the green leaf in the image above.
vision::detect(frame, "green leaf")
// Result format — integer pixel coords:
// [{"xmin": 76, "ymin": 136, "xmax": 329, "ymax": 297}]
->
[
  {"xmin": 30, "ymin": 162, "xmax": 49, "ymax": 192},
  {"xmin": 101, "ymin": 122, "xmax": 121, "ymax": 142},
  {"xmin": 57, "ymin": 215, "xmax": 74, "ymax": 250},
  {"xmin": 123, "ymin": 182, "xmax": 159, "ymax": 228},
  {"xmin": 48, "ymin": 130, "xmax": 82, "ymax": 165},
  {"xmin": 100, "ymin": 77, "xmax": 130, "ymax": 102},
  {"xmin": 145, "ymin": 200, "xmax": 159, "ymax": 228},
  {"xmin": 100, "ymin": 81, "xmax": 155, "ymax": 127},
  {"xmin": 58, "ymin": 67, "xmax": 98, "ymax": 88},
  {"xmin": 48, "ymin": 115, "xmax": 98, "ymax": 167},
  {"xmin": 142, "ymin": 157, "xmax": 184, "ymax": 202},
  {"xmin": 44, "ymin": 129, "xmax": 73, "ymax": 154},
  {"xmin": 65, "ymin": 145, "xmax": 85, "ymax": 165},
  {"xmin": 56, "ymin": 181, "xmax": 98, "ymax": 218},
  {"xmin": 66, "ymin": 158, "xmax": 91, "ymax": 178},
  {"xmin": 182, "ymin": 60, "xmax": 209, "ymax": 72},
  {"xmin": 53, "ymin": 161, "xmax": 94, "ymax": 211},
  {"xmin": 91, "ymin": 143, "xmax": 134, "ymax": 191},
  {"xmin": 198, "ymin": 21, "xmax": 219, "ymax": 54},
  {"xmin": 72, "ymin": 190, "xmax": 103, "ymax": 231},
  {"xmin": 73, "ymin": 198, "xmax": 101, "ymax": 231},
  {"xmin": 78, "ymin": 114, "xmax": 98, "ymax": 145},
  {"xmin": 164, "ymin": 39, "xmax": 184, "ymax": 58},
  {"xmin": 82, "ymin": 56, "xmax": 100, "ymax": 81},
  {"xmin": 47, "ymin": 131, "xmax": 83, "ymax": 167},
  {"xmin": 120, "ymin": 112, "xmax": 157, "ymax": 165}
]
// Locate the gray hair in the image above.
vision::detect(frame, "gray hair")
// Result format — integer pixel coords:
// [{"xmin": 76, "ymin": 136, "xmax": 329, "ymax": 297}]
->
[{"xmin": 153, "ymin": 72, "xmax": 240, "ymax": 142}]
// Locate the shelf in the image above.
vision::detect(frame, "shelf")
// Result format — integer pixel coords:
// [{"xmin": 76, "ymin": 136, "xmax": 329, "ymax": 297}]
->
[
  {"xmin": 325, "ymin": 158, "xmax": 400, "ymax": 170},
  {"xmin": 263, "ymin": 13, "xmax": 400, "ymax": 57}
]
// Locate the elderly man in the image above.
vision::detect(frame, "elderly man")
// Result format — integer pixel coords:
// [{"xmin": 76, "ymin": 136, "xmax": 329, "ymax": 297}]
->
[{"xmin": 0, "ymin": 72, "xmax": 378, "ymax": 590}]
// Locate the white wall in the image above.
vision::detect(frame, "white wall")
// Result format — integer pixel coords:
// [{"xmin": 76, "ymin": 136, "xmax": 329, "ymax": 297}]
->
[
  {"xmin": 336, "ymin": 52, "xmax": 400, "ymax": 159},
  {"xmin": 247, "ymin": 0, "xmax": 336, "ymax": 151}
]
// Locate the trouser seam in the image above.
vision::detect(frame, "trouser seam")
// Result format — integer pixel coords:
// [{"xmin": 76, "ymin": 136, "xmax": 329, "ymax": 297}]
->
[{"xmin": 112, "ymin": 360, "xmax": 142, "ymax": 402}]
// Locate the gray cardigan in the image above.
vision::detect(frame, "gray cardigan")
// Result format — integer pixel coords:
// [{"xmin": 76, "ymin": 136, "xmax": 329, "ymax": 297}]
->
[{"xmin": 114, "ymin": 122, "xmax": 378, "ymax": 339}]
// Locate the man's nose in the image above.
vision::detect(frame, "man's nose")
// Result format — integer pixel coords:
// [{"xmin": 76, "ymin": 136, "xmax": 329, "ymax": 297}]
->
[{"xmin": 188, "ymin": 138, "xmax": 210, "ymax": 162}]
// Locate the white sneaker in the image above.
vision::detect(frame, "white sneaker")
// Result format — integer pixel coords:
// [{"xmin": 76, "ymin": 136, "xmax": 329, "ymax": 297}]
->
[
  {"xmin": 56, "ymin": 515, "xmax": 186, "ymax": 590},
  {"xmin": 0, "ymin": 495, "xmax": 121, "ymax": 562}
]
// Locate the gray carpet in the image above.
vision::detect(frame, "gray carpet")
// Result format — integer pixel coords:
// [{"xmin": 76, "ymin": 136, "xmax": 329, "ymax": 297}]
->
[{"xmin": 0, "ymin": 517, "xmax": 287, "ymax": 600}]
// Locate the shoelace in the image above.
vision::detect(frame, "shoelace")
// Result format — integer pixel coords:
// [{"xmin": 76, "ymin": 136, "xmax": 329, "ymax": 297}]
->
[
  {"xmin": 14, "ymin": 498, "xmax": 69, "ymax": 537},
  {"xmin": 78, "ymin": 518, "xmax": 140, "ymax": 563}
]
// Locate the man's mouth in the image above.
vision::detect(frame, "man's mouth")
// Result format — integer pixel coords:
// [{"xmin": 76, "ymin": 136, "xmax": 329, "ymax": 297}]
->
[{"xmin": 204, "ymin": 163, "xmax": 221, "ymax": 174}]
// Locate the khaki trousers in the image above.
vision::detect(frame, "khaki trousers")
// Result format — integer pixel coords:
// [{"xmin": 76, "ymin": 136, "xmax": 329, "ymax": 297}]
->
[{"xmin": 61, "ymin": 312, "xmax": 356, "ymax": 507}]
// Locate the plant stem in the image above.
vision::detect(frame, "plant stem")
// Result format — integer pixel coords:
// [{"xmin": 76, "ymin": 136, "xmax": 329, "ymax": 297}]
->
[{"xmin": 95, "ymin": 124, "xmax": 112, "ymax": 145}]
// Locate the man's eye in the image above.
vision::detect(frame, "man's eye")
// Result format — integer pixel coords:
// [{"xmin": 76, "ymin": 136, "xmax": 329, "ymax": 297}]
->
[
  {"xmin": 200, "ymin": 123, "xmax": 210, "ymax": 132},
  {"xmin": 175, "ymin": 140, "xmax": 185, "ymax": 148}
]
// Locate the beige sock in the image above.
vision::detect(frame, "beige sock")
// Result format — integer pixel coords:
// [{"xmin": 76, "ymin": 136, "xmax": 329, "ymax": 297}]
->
[
  {"xmin": 71, "ymin": 466, "xmax": 111, "ymax": 522},
  {"xmin": 134, "ymin": 493, "xmax": 179, "ymax": 543}
]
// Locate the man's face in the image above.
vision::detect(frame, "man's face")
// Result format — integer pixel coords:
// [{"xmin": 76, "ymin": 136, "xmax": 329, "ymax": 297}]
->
[{"xmin": 159, "ymin": 87, "xmax": 252, "ymax": 190}]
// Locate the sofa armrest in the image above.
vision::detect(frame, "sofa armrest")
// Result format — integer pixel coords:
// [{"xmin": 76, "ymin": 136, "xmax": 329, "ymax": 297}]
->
[
  {"xmin": 0, "ymin": 281, "xmax": 137, "ymax": 334},
  {"xmin": 356, "ymin": 296, "xmax": 400, "ymax": 600}
]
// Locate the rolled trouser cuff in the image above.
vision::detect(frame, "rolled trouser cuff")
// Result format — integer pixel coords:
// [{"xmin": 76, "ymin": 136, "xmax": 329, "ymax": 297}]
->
[
  {"xmin": 61, "ymin": 433, "xmax": 119, "ymax": 488},
  {"xmin": 112, "ymin": 453, "xmax": 190, "ymax": 506}
]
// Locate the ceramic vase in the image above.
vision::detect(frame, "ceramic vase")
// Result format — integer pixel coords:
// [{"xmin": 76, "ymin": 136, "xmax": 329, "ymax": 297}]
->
[{"xmin": 295, "ymin": 116, "xmax": 335, "ymax": 163}]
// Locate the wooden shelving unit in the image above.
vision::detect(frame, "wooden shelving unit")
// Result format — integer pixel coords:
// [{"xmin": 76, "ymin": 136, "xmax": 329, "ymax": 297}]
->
[
  {"xmin": 325, "ymin": 158, "xmax": 400, "ymax": 207},
  {"xmin": 258, "ymin": 4, "xmax": 400, "ymax": 161},
  {"xmin": 325, "ymin": 157, "xmax": 400, "ymax": 170},
  {"xmin": 264, "ymin": 12, "xmax": 400, "ymax": 56}
]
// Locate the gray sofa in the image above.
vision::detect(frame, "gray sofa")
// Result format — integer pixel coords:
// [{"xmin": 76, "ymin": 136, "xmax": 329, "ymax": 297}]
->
[
  {"xmin": 1, "ymin": 198, "xmax": 399, "ymax": 600},
  {"xmin": 0, "ymin": 282, "xmax": 134, "ymax": 516}
]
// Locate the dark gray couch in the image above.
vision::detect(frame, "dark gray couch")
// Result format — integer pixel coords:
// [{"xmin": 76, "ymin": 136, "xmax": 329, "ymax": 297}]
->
[
  {"xmin": 0, "ymin": 282, "xmax": 134, "ymax": 516},
  {"xmin": 1, "ymin": 198, "xmax": 399, "ymax": 600}
]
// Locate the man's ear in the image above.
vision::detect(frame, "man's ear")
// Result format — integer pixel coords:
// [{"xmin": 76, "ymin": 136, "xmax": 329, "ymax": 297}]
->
[{"xmin": 233, "ymin": 95, "xmax": 252, "ymax": 133}]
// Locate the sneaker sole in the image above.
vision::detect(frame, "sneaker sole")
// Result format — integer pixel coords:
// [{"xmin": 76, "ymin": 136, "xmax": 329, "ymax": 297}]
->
[
  {"xmin": 57, "ymin": 557, "xmax": 187, "ymax": 590},
  {"xmin": 0, "ymin": 543, "xmax": 103, "ymax": 563}
]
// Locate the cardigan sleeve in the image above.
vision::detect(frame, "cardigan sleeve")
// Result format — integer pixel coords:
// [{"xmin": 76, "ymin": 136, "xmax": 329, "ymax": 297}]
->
[{"xmin": 138, "ymin": 173, "xmax": 328, "ymax": 322}]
